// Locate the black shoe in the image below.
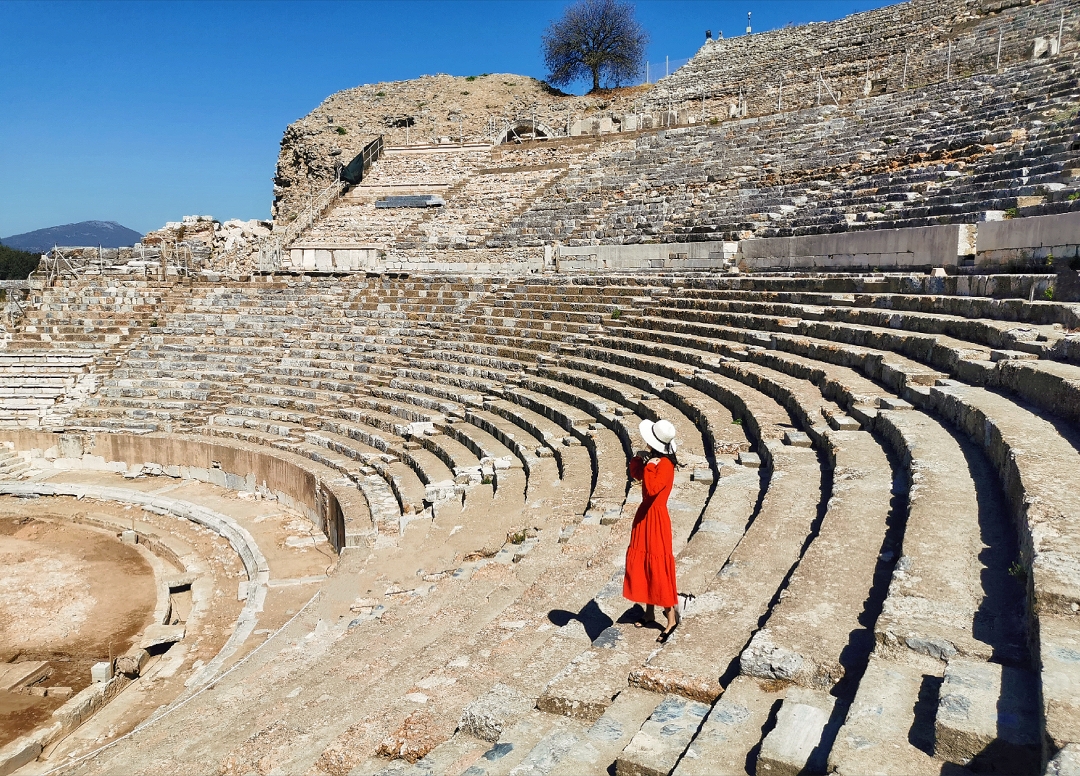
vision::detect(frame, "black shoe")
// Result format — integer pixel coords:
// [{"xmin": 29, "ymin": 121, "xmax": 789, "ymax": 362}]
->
[{"xmin": 656, "ymin": 623, "xmax": 677, "ymax": 644}]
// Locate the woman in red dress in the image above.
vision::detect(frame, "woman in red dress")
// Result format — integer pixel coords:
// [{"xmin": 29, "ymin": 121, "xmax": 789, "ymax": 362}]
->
[{"xmin": 624, "ymin": 418, "xmax": 680, "ymax": 643}]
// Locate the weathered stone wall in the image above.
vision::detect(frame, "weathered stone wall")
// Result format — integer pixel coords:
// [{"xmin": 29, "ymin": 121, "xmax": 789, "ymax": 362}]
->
[
  {"xmin": 286, "ymin": 244, "xmax": 544, "ymax": 274},
  {"xmin": 0, "ymin": 430, "xmax": 365, "ymax": 551},
  {"xmin": 650, "ymin": 0, "xmax": 1075, "ymax": 120},
  {"xmin": 552, "ymin": 211, "xmax": 1078, "ymax": 276}
]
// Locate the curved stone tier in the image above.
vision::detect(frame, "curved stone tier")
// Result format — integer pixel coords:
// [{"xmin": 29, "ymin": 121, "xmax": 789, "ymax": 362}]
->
[{"xmin": 2, "ymin": 268, "xmax": 1077, "ymax": 775}]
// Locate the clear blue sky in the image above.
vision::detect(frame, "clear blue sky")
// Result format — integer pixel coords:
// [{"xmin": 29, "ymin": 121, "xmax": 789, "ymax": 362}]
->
[{"xmin": 0, "ymin": 0, "xmax": 892, "ymax": 237}]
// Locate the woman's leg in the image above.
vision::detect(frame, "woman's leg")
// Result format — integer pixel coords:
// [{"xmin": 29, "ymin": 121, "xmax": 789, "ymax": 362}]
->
[
  {"xmin": 634, "ymin": 604, "xmax": 656, "ymax": 627},
  {"xmin": 656, "ymin": 606, "xmax": 678, "ymax": 642}
]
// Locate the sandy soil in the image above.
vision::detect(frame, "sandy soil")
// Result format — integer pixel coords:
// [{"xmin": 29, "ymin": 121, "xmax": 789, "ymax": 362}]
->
[
  {"xmin": 3, "ymin": 472, "xmax": 341, "ymax": 767},
  {"xmin": 0, "ymin": 511, "xmax": 157, "ymax": 746}
]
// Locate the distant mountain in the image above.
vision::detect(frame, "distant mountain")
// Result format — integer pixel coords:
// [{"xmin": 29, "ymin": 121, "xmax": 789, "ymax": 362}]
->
[{"xmin": 0, "ymin": 220, "xmax": 143, "ymax": 253}]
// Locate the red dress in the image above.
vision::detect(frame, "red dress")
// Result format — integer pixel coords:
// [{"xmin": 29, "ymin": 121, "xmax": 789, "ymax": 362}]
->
[{"xmin": 623, "ymin": 456, "xmax": 678, "ymax": 608}]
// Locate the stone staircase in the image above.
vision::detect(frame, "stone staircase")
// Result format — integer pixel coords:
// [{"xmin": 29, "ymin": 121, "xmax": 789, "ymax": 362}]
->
[{"xmin": 0, "ymin": 445, "xmax": 30, "ymax": 478}]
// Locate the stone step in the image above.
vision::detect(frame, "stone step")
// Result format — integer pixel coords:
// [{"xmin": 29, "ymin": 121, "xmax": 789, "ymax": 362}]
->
[
  {"xmin": 740, "ymin": 430, "xmax": 895, "ymax": 690},
  {"xmin": 672, "ymin": 675, "xmax": 784, "ymax": 776},
  {"xmin": 828, "ymin": 651, "xmax": 952, "ymax": 775},
  {"xmin": 934, "ymin": 657, "xmax": 1040, "ymax": 773},
  {"xmin": 613, "ymin": 694, "xmax": 711, "ymax": 776},
  {"xmin": 756, "ymin": 687, "xmax": 844, "ymax": 776},
  {"xmin": 631, "ymin": 442, "xmax": 820, "ymax": 703}
]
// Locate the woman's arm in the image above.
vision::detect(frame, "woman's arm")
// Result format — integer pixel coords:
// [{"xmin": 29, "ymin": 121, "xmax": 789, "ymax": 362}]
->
[{"xmin": 641, "ymin": 457, "xmax": 674, "ymax": 497}]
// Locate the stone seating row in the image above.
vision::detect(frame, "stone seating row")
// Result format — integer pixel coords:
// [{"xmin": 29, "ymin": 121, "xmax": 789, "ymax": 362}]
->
[
  {"xmin": 306, "ymin": 160, "xmax": 574, "ymax": 251},
  {"xmin": 466, "ymin": 334, "xmax": 1028, "ymax": 772},
  {"xmin": 62, "ymin": 280, "xmax": 663, "ymax": 550},
  {"xmin": 594, "ymin": 302, "xmax": 1075, "ymax": 762},
  {"xmin": 362, "ymin": 148, "xmax": 491, "ymax": 188},
  {"xmin": 388, "ymin": 267, "xmax": 1054, "ymax": 772},
  {"xmin": 493, "ymin": 57, "xmax": 1080, "ymax": 248},
  {"xmin": 9, "ymin": 272, "xmax": 1076, "ymax": 771},
  {"xmin": 639, "ymin": 294, "xmax": 1080, "ymax": 427},
  {"xmin": 649, "ymin": 0, "xmax": 1070, "ymax": 115},
  {"xmin": 352, "ymin": 300, "xmax": 920, "ymax": 776},
  {"xmin": 335, "ymin": 334, "xmax": 769, "ymax": 773},
  {"xmin": 347, "ymin": 276, "xmax": 1062, "ymax": 772},
  {"xmin": 397, "ymin": 168, "xmax": 566, "ymax": 251}
]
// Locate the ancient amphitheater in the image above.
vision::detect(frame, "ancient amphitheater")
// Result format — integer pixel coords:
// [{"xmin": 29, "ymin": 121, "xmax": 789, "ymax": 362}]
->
[{"xmin": 2, "ymin": 0, "xmax": 1080, "ymax": 773}]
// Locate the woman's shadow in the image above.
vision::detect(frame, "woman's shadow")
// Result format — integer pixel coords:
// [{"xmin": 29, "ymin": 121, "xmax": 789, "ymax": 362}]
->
[{"xmin": 547, "ymin": 600, "xmax": 615, "ymax": 642}]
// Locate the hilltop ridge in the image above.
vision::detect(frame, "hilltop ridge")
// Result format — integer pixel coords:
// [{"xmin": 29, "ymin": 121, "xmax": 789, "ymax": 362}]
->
[{"xmin": 1, "ymin": 220, "xmax": 143, "ymax": 254}]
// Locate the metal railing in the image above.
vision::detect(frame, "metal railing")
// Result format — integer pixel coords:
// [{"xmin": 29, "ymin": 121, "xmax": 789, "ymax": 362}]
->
[
  {"xmin": 39, "ymin": 249, "xmax": 81, "ymax": 284},
  {"xmin": 3, "ymin": 291, "xmax": 26, "ymax": 328},
  {"xmin": 257, "ymin": 135, "xmax": 385, "ymax": 273},
  {"xmin": 642, "ymin": 56, "xmax": 692, "ymax": 84}
]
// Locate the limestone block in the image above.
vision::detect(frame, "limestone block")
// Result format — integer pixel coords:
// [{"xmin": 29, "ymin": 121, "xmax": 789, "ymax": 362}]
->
[
  {"xmin": 1033, "ymin": 35, "xmax": 1059, "ymax": 58},
  {"xmin": 1047, "ymin": 744, "xmax": 1080, "ymax": 776},
  {"xmin": 458, "ymin": 683, "xmax": 533, "ymax": 742},
  {"xmin": 737, "ymin": 452, "xmax": 761, "ymax": 468},
  {"xmin": 0, "ymin": 661, "xmax": 50, "ymax": 692},
  {"xmin": 615, "ymin": 694, "xmax": 711, "ymax": 776},
  {"xmin": 990, "ymin": 349, "xmax": 1038, "ymax": 362},
  {"xmin": 740, "ymin": 628, "xmax": 803, "ymax": 681},
  {"xmin": 570, "ymin": 119, "xmax": 593, "ymax": 136},
  {"xmin": 115, "ymin": 648, "xmax": 149, "ymax": 678},
  {"xmin": 878, "ymin": 397, "xmax": 913, "ymax": 411},
  {"xmin": 140, "ymin": 624, "xmax": 185, "ymax": 650},
  {"xmin": 673, "ymin": 676, "xmax": 777, "ymax": 776},
  {"xmin": 824, "ymin": 411, "xmax": 859, "ymax": 431},
  {"xmin": 782, "ymin": 431, "xmax": 812, "ymax": 447},
  {"xmin": 934, "ymin": 657, "xmax": 1039, "ymax": 772},
  {"xmin": 90, "ymin": 662, "xmax": 113, "ymax": 684},
  {"xmin": 1039, "ymin": 616, "xmax": 1080, "ymax": 751},
  {"xmin": 0, "ymin": 735, "xmax": 43, "ymax": 776},
  {"xmin": 757, "ymin": 688, "xmax": 839, "ymax": 776},
  {"xmin": 539, "ymin": 644, "xmax": 635, "ymax": 723},
  {"xmin": 57, "ymin": 434, "xmax": 83, "ymax": 459}
]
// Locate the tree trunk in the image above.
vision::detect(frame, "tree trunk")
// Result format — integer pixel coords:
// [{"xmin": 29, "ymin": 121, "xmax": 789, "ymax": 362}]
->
[{"xmin": 591, "ymin": 67, "xmax": 600, "ymax": 93}]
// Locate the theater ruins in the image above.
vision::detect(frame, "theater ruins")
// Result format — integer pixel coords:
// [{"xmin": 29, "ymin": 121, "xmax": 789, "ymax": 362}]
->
[{"xmin": 1, "ymin": 0, "xmax": 1079, "ymax": 773}]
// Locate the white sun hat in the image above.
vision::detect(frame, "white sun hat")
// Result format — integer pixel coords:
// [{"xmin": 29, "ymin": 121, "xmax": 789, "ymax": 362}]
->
[{"xmin": 640, "ymin": 419, "xmax": 678, "ymax": 455}]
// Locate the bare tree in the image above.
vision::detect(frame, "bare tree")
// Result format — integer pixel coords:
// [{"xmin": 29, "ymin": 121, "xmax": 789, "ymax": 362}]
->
[{"xmin": 542, "ymin": 0, "xmax": 648, "ymax": 93}]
